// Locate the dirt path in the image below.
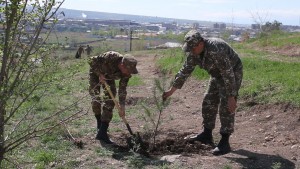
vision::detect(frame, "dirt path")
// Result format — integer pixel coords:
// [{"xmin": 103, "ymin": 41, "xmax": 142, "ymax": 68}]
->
[{"xmin": 78, "ymin": 54, "xmax": 299, "ymax": 169}]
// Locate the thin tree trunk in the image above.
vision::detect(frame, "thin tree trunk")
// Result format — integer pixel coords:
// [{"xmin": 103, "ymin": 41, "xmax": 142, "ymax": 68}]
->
[{"xmin": 0, "ymin": 101, "xmax": 5, "ymax": 166}]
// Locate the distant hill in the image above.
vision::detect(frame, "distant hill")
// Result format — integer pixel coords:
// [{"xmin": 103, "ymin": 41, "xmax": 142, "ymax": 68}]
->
[{"xmin": 58, "ymin": 8, "xmax": 215, "ymax": 26}]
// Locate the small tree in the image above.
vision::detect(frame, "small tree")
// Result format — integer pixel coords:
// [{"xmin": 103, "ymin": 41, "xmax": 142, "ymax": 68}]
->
[
  {"xmin": 0, "ymin": 0, "xmax": 86, "ymax": 167},
  {"xmin": 140, "ymin": 71, "xmax": 170, "ymax": 150}
]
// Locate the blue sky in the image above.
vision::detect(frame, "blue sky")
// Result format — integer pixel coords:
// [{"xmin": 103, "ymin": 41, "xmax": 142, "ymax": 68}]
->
[{"xmin": 61, "ymin": 0, "xmax": 300, "ymax": 26}]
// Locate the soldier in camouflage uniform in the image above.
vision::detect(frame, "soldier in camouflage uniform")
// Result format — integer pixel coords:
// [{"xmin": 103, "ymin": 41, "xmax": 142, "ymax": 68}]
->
[
  {"xmin": 85, "ymin": 45, "xmax": 93, "ymax": 56},
  {"xmin": 163, "ymin": 30, "xmax": 243, "ymax": 155},
  {"xmin": 75, "ymin": 45, "xmax": 84, "ymax": 58},
  {"xmin": 89, "ymin": 51, "xmax": 138, "ymax": 144}
]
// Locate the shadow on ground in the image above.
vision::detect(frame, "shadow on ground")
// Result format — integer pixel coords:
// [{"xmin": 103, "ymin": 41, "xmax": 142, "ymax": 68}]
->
[
  {"xmin": 99, "ymin": 141, "xmax": 171, "ymax": 168},
  {"xmin": 227, "ymin": 149, "xmax": 295, "ymax": 169}
]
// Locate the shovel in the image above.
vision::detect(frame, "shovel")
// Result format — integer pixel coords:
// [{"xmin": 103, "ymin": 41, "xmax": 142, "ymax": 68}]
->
[{"xmin": 102, "ymin": 81, "xmax": 146, "ymax": 151}]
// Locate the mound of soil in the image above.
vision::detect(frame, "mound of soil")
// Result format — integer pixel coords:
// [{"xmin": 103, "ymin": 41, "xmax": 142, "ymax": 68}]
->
[{"xmin": 119, "ymin": 132, "xmax": 213, "ymax": 156}]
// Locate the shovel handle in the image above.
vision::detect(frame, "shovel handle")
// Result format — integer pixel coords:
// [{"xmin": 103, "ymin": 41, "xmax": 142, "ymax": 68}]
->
[
  {"xmin": 125, "ymin": 123, "xmax": 134, "ymax": 136},
  {"xmin": 102, "ymin": 81, "xmax": 132, "ymax": 126},
  {"xmin": 102, "ymin": 81, "xmax": 123, "ymax": 116}
]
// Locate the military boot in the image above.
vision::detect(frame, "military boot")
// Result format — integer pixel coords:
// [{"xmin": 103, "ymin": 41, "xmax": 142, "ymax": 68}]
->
[
  {"xmin": 212, "ymin": 133, "xmax": 231, "ymax": 155},
  {"xmin": 95, "ymin": 115, "xmax": 101, "ymax": 130},
  {"xmin": 96, "ymin": 122, "xmax": 114, "ymax": 144},
  {"xmin": 185, "ymin": 127, "xmax": 214, "ymax": 145}
]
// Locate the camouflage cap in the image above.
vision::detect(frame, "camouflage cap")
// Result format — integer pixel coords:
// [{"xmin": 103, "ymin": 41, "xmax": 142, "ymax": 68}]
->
[
  {"xmin": 122, "ymin": 55, "xmax": 138, "ymax": 74},
  {"xmin": 182, "ymin": 30, "xmax": 203, "ymax": 52}
]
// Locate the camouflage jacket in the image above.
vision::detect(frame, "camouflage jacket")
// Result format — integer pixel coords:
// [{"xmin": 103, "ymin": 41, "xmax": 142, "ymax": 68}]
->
[
  {"xmin": 172, "ymin": 38, "xmax": 243, "ymax": 97},
  {"xmin": 89, "ymin": 51, "xmax": 129, "ymax": 105}
]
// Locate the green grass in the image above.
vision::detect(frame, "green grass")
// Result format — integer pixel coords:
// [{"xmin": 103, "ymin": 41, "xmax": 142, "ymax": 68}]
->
[
  {"xmin": 246, "ymin": 31, "xmax": 300, "ymax": 47},
  {"xmin": 128, "ymin": 75, "xmax": 144, "ymax": 86},
  {"xmin": 240, "ymin": 57, "xmax": 300, "ymax": 105},
  {"xmin": 156, "ymin": 48, "xmax": 209, "ymax": 80},
  {"xmin": 95, "ymin": 147, "xmax": 114, "ymax": 157},
  {"xmin": 29, "ymin": 149, "xmax": 57, "ymax": 167}
]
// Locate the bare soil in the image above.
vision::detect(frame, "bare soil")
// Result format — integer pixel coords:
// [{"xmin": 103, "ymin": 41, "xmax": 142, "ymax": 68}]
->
[{"xmin": 74, "ymin": 54, "xmax": 300, "ymax": 169}]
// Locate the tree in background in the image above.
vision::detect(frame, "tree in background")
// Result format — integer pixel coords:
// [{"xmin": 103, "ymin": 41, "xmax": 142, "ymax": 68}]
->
[
  {"xmin": 262, "ymin": 20, "xmax": 282, "ymax": 32},
  {"xmin": 0, "ymin": 0, "xmax": 85, "ymax": 167},
  {"xmin": 250, "ymin": 11, "xmax": 282, "ymax": 36}
]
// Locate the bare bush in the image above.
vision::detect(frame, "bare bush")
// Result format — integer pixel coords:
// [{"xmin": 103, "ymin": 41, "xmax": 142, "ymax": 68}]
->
[{"xmin": 0, "ymin": 0, "xmax": 87, "ymax": 167}]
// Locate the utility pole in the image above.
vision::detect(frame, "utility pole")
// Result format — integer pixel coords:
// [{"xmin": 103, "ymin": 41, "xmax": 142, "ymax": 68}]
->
[{"xmin": 129, "ymin": 29, "xmax": 133, "ymax": 51}]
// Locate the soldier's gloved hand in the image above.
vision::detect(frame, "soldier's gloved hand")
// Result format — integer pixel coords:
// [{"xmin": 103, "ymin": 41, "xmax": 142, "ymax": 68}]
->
[
  {"xmin": 228, "ymin": 96, "xmax": 237, "ymax": 113},
  {"xmin": 162, "ymin": 92, "xmax": 170, "ymax": 101},
  {"xmin": 99, "ymin": 73, "xmax": 106, "ymax": 84},
  {"xmin": 162, "ymin": 87, "xmax": 177, "ymax": 101},
  {"xmin": 119, "ymin": 104, "xmax": 125, "ymax": 118}
]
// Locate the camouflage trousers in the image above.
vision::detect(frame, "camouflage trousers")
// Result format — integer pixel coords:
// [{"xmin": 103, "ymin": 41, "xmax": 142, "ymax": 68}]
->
[
  {"xmin": 202, "ymin": 69, "xmax": 243, "ymax": 134},
  {"xmin": 89, "ymin": 72, "xmax": 116, "ymax": 123}
]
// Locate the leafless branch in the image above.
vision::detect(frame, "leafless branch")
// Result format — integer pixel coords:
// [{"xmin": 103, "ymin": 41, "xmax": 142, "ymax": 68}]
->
[{"xmin": 5, "ymin": 108, "xmax": 88, "ymax": 153}]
